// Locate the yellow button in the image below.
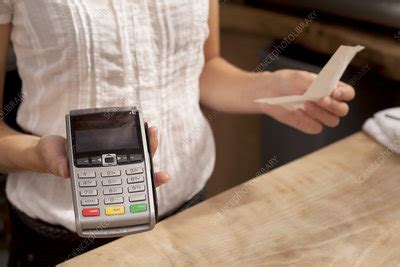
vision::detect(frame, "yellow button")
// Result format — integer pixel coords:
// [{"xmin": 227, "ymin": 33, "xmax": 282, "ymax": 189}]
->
[{"xmin": 105, "ymin": 206, "xmax": 125, "ymax": 216}]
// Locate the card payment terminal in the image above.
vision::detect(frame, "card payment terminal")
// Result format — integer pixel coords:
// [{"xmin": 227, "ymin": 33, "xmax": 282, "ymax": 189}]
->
[{"xmin": 65, "ymin": 107, "xmax": 157, "ymax": 238}]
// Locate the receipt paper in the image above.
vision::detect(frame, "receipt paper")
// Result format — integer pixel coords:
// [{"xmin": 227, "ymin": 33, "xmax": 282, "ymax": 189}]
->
[{"xmin": 254, "ymin": 45, "xmax": 365, "ymax": 109}]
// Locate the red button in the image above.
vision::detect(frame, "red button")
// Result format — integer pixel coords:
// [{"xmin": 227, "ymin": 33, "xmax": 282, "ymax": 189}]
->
[{"xmin": 82, "ymin": 208, "xmax": 100, "ymax": 217}]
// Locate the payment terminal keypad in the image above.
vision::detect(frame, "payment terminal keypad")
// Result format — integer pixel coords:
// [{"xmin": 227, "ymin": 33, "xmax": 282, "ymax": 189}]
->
[{"xmin": 76, "ymin": 157, "xmax": 148, "ymax": 220}]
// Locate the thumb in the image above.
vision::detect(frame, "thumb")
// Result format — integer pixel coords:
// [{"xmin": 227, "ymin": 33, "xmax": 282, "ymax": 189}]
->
[
  {"xmin": 147, "ymin": 126, "xmax": 158, "ymax": 157},
  {"xmin": 48, "ymin": 156, "xmax": 69, "ymax": 178}
]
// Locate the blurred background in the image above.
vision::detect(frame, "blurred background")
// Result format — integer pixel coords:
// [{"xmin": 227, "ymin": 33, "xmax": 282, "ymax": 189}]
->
[
  {"xmin": 205, "ymin": 0, "xmax": 400, "ymax": 196},
  {"xmin": 1, "ymin": 0, "xmax": 400, "ymax": 264}
]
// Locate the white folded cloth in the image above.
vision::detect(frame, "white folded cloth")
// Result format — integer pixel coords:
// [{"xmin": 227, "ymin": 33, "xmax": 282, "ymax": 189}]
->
[{"xmin": 362, "ymin": 107, "xmax": 400, "ymax": 155}]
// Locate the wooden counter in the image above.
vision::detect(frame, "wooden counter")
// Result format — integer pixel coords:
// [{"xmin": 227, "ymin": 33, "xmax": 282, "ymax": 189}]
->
[{"xmin": 61, "ymin": 133, "xmax": 400, "ymax": 266}]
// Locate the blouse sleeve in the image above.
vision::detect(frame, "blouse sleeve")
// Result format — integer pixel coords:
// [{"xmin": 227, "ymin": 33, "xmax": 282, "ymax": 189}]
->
[{"xmin": 0, "ymin": 0, "xmax": 12, "ymax": 24}]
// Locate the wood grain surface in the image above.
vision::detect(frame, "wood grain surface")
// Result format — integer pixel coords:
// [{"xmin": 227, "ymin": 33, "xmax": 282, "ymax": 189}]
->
[{"xmin": 61, "ymin": 133, "xmax": 400, "ymax": 267}]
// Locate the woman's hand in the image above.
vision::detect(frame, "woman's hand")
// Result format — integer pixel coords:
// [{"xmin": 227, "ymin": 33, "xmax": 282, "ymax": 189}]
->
[
  {"xmin": 35, "ymin": 126, "xmax": 170, "ymax": 186},
  {"xmin": 256, "ymin": 69, "xmax": 355, "ymax": 134}
]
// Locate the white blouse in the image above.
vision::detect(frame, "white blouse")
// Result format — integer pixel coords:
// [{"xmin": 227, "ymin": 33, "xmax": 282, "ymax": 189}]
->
[{"xmin": 0, "ymin": 0, "xmax": 215, "ymax": 231}]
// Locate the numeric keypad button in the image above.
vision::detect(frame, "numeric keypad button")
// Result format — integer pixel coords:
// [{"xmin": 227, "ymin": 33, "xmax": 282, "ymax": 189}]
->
[
  {"xmin": 126, "ymin": 167, "xmax": 143, "ymax": 175},
  {"xmin": 102, "ymin": 178, "xmax": 122, "ymax": 186},
  {"xmin": 80, "ymin": 189, "xmax": 98, "ymax": 197},
  {"xmin": 101, "ymin": 170, "xmax": 121, "ymax": 178},
  {"xmin": 128, "ymin": 184, "xmax": 145, "ymax": 193},
  {"xmin": 127, "ymin": 175, "xmax": 144, "ymax": 184},
  {"xmin": 77, "ymin": 171, "xmax": 96, "ymax": 179},
  {"xmin": 79, "ymin": 180, "xmax": 97, "ymax": 188},
  {"xmin": 103, "ymin": 187, "xmax": 123, "ymax": 195},
  {"xmin": 104, "ymin": 197, "xmax": 124, "ymax": 205}
]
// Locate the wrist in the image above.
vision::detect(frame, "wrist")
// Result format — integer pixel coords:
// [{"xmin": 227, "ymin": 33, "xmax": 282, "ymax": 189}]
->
[
  {"xmin": 0, "ymin": 121, "xmax": 47, "ymax": 173},
  {"xmin": 245, "ymin": 71, "xmax": 274, "ymax": 114},
  {"xmin": 22, "ymin": 136, "xmax": 47, "ymax": 173}
]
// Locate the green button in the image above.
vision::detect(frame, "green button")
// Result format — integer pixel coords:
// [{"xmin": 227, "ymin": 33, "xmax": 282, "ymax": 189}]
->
[{"xmin": 130, "ymin": 203, "xmax": 147, "ymax": 213}]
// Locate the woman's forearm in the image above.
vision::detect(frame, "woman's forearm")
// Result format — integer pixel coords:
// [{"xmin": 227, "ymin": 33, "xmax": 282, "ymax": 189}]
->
[
  {"xmin": 0, "ymin": 24, "xmax": 44, "ymax": 173},
  {"xmin": 199, "ymin": 56, "xmax": 273, "ymax": 114},
  {"xmin": 0, "ymin": 123, "xmax": 44, "ymax": 173}
]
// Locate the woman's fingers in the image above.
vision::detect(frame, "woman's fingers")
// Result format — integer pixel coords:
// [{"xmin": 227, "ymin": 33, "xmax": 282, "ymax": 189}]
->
[
  {"xmin": 289, "ymin": 70, "xmax": 317, "ymax": 93},
  {"xmin": 332, "ymin": 83, "xmax": 356, "ymax": 101},
  {"xmin": 262, "ymin": 105, "xmax": 323, "ymax": 134},
  {"xmin": 147, "ymin": 126, "xmax": 158, "ymax": 157},
  {"xmin": 304, "ymin": 101, "xmax": 340, "ymax": 128},
  {"xmin": 308, "ymin": 82, "xmax": 354, "ymax": 125},
  {"xmin": 142, "ymin": 123, "xmax": 171, "ymax": 188},
  {"xmin": 145, "ymin": 125, "xmax": 170, "ymax": 187},
  {"xmin": 291, "ymin": 109, "xmax": 323, "ymax": 134},
  {"xmin": 318, "ymin": 96, "xmax": 350, "ymax": 117},
  {"xmin": 154, "ymin": 171, "xmax": 171, "ymax": 187}
]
